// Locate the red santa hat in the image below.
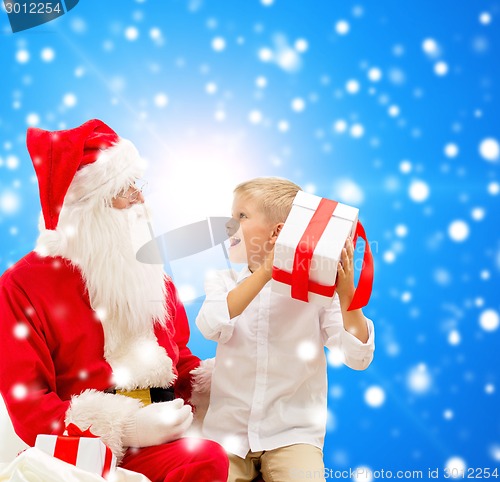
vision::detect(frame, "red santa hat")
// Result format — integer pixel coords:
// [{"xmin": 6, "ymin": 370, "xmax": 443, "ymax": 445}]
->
[{"xmin": 27, "ymin": 119, "xmax": 144, "ymax": 230}]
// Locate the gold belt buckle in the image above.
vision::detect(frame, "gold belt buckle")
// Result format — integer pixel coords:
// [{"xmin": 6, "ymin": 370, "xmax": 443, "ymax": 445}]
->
[{"xmin": 115, "ymin": 388, "xmax": 152, "ymax": 406}]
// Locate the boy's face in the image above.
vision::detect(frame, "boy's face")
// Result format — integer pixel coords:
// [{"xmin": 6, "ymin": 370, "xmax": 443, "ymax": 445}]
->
[{"xmin": 230, "ymin": 195, "xmax": 275, "ymax": 271}]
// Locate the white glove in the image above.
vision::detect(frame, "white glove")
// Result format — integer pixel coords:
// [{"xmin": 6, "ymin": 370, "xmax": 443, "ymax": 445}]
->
[{"xmin": 122, "ymin": 398, "xmax": 193, "ymax": 448}]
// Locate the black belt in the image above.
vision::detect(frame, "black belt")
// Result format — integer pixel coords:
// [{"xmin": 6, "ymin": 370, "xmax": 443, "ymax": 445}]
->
[{"xmin": 105, "ymin": 386, "xmax": 175, "ymax": 404}]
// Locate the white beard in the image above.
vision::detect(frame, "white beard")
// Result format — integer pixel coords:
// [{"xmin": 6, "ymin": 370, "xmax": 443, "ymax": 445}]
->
[
  {"xmin": 37, "ymin": 201, "xmax": 176, "ymax": 389},
  {"xmin": 61, "ymin": 202, "xmax": 167, "ymax": 336}
]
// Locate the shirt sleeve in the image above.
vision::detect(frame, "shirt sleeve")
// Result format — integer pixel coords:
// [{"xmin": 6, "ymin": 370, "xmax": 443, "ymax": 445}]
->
[
  {"xmin": 195, "ymin": 270, "xmax": 239, "ymax": 344},
  {"xmin": 0, "ymin": 280, "xmax": 68, "ymax": 446},
  {"xmin": 320, "ymin": 294, "xmax": 375, "ymax": 370}
]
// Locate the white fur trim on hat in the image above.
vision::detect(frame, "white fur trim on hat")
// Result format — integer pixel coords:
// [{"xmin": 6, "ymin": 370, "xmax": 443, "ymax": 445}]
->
[{"xmin": 66, "ymin": 138, "xmax": 147, "ymax": 205}]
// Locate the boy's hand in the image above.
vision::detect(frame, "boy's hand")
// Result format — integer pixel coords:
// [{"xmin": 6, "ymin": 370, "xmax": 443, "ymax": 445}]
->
[{"xmin": 336, "ymin": 237, "xmax": 355, "ymax": 309}]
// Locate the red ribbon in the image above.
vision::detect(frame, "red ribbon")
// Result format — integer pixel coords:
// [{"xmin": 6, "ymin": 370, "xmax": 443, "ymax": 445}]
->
[
  {"xmin": 66, "ymin": 423, "xmax": 96, "ymax": 438},
  {"xmin": 272, "ymin": 198, "xmax": 374, "ymax": 311},
  {"xmin": 347, "ymin": 221, "xmax": 374, "ymax": 311},
  {"xmin": 52, "ymin": 424, "xmax": 114, "ymax": 478},
  {"xmin": 291, "ymin": 198, "xmax": 338, "ymax": 301},
  {"xmin": 53, "ymin": 434, "xmax": 79, "ymax": 467}
]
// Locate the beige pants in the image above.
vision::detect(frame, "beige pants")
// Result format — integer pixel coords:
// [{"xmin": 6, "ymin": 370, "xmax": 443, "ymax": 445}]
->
[{"xmin": 228, "ymin": 444, "xmax": 326, "ymax": 482}]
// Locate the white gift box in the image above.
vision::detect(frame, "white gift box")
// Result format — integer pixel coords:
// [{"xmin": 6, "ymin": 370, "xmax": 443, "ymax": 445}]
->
[
  {"xmin": 272, "ymin": 190, "xmax": 359, "ymax": 308},
  {"xmin": 35, "ymin": 433, "xmax": 116, "ymax": 479}
]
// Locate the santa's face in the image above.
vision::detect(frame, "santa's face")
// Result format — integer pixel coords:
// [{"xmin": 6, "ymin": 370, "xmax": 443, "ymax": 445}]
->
[{"xmin": 111, "ymin": 181, "xmax": 146, "ymax": 209}]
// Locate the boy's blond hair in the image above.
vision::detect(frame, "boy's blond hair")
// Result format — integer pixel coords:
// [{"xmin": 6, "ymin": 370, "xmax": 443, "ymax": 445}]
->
[{"xmin": 234, "ymin": 177, "xmax": 302, "ymax": 225}]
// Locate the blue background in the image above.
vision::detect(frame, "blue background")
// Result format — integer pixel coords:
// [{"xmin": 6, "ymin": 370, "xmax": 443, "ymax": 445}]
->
[{"xmin": 1, "ymin": 0, "xmax": 499, "ymax": 478}]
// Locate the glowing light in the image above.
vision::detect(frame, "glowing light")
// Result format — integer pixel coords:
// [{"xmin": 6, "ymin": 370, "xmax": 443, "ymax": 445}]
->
[
  {"xmin": 258, "ymin": 48, "xmax": 273, "ymax": 62},
  {"xmin": 6, "ymin": 155, "xmax": 19, "ymax": 170},
  {"xmin": 125, "ymin": 26, "xmax": 139, "ymax": 41},
  {"xmin": 479, "ymin": 12, "xmax": 492, "ymax": 25},
  {"xmin": 294, "ymin": 38, "xmax": 308, "ymax": 52},
  {"xmin": 364, "ymin": 386, "xmax": 385, "ymax": 408},
  {"xmin": 0, "ymin": 192, "xmax": 20, "ymax": 214},
  {"xmin": 444, "ymin": 143, "xmax": 459, "ymax": 158},
  {"xmin": 422, "ymin": 38, "xmax": 439, "ymax": 56},
  {"xmin": 214, "ymin": 110, "xmax": 226, "ymax": 121},
  {"xmin": 255, "ymin": 76, "xmax": 267, "ymax": 88},
  {"xmin": 434, "ymin": 61, "xmax": 449, "ymax": 76},
  {"xmin": 112, "ymin": 367, "xmax": 132, "ymax": 387},
  {"xmin": 277, "ymin": 120, "xmax": 289, "ymax": 132},
  {"xmin": 490, "ymin": 444, "xmax": 500, "ymax": 462},
  {"xmin": 388, "ymin": 105, "xmax": 400, "ymax": 117},
  {"xmin": 407, "ymin": 364, "xmax": 432, "ymax": 394},
  {"xmin": 488, "ymin": 182, "xmax": 499, "ymax": 195},
  {"xmin": 471, "ymin": 207, "xmax": 485, "ymax": 221},
  {"xmin": 444, "ymin": 409, "xmax": 454, "ymax": 420},
  {"xmin": 291, "ymin": 97, "xmax": 305, "ymax": 112},
  {"xmin": 448, "ymin": 330, "xmax": 461, "ymax": 346},
  {"xmin": 395, "ymin": 224, "xmax": 408, "ymax": 237},
  {"xmin": 334, "ymin": 178, "xmax": 364, "ymax": 204},
  {"xmin": 353, "ymin": 467, "xmax": 373, "ymax": 482},
  {"xmin": 383, "ymin": 251, "xmax": 396, "ymax": 263},
  {"xmin": 479, "ymin": 138, "xmax": 499, "ymax": 162},
  {"xmin": 368, "ymin": 67, "xmax": 382, "ymax": 82},
  {"xmin": 276, "ymin": 47, "xmax": 301, "ymax": 72},
  {"xmin": 333, "ymin": 119, "xmax": 347, "ymax": 133},
  {"xmin": 335, "ymin": 20, "xmax": 350, "ymax": 35},
  {"xmin": 248, "ymin": 110, "xmax": 263, "ymax": 124},
  {"xmin": 448, "ymin": 220, "xmax": 469, "ymax": 242},
  {"xmin": 297, "ymin": 341, "xmax": 318, "ymax": 361},
  {"xmin": 41, "ymin": 48, "xmax": 55, "ymax": 62},
  {"xmin": 151, "ymin": 136, "xmax": 252, "ymax": 227},
  {"xmin": 26, "ymin": 113, "xmax": 40, "ymax": 126},
  {"xmin": 327, "ymin": 347, "xmax": 344, "ymax": 367},
  {"xmin": 63, "ymin": 93, "xmax": 77, "ymax": 107},
  {"xmin": 16, "ymin": 49, "xmax": 30, "ymax": 63},
  {"xmin": 212, "ymin": 37, "xmax": 226, "ymax": 52},
  {"xmin": 479, "ymin": 309, "xmax": 499, "ymax": 332},
  {"xmin": 408, "ymin": 180, "xmax": 430, "ymax": 202},
  {"xmin": 222, "ymin": 435, "xmax": 240, "ymax": 454},
  {"xmin": 70, "ymin": 17, "xmax": 87, "ymax": 34},
  {"xmin": 177, "ymin": 284, "xmax": 197, "ymax": 302},
  {"xmin": 13, "ymin": 323, "xmax": 29, "ymax": 339},
  {"xmin": 445, "ymin": 457, "xmax": 466, "ymax": 479},
  {"xmin": 399, "ymin": 160, "xmax": 412, "ymax": 173},
  {"xmin": 154, "ymin": 93, "xmax": 169, "ymax": 107},
  {"xmin": 401, "ymin": 292, "xmax": 412, "ymax": 303},
  {"xmin": 350, "ymin": 123, "xmax": 364, "ymax": 138},
  {"xmin": 346, "ymin": 79, "xmax": 360, "ymax": 94},
  {"xmin": 150, "ymin": 27, "xmax": 162, "ymax": 41},
  {"xmin": 12, "ymin": 384, "xmax": 28, "ymax": 400}
]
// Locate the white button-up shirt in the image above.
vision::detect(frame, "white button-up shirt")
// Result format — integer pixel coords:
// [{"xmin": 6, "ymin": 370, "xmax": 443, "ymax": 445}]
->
[{"xmin": 196, "ymin": 267, "xmax": 375, "ymax": 458}]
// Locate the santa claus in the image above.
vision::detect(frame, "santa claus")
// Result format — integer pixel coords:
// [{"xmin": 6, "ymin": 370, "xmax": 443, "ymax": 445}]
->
[{"xmin": 0, "ymin": 119, "xmax": 228, "ymax": 481}]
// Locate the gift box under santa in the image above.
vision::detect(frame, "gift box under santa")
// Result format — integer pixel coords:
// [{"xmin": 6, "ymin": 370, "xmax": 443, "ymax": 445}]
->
[
  {"xmin": 272, "ymin": 190, "xmax": 373, "ymax": 309},
  {"xmin": 35, "ymin": 430, "xmax": 116, "ymax": 479}
]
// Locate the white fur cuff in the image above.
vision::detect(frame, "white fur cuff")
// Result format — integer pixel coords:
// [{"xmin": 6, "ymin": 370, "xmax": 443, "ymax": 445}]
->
[
  {"xmin": 189, "ymin": 358, "xmax": 214, "ymax": 430},
  {"xmin": 65, "ymin": 389, "xmax": 142, "ymax": 463}
]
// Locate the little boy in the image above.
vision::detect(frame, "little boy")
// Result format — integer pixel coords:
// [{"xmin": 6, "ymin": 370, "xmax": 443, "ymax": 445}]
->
[{"xmin": 196, "ymin": 177, "xmax": 375, "ymax": 482}]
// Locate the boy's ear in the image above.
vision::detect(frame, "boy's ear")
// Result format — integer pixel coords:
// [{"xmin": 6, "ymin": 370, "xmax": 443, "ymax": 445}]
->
[{"xmin": 270, "ymin": 222, "xmax": 284, "ymax": 244}]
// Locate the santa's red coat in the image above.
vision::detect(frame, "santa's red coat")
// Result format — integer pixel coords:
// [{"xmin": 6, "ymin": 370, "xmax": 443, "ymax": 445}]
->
[{"xmin": 0, "ymin": 252, "xmax": 200, "ymax": 447}]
